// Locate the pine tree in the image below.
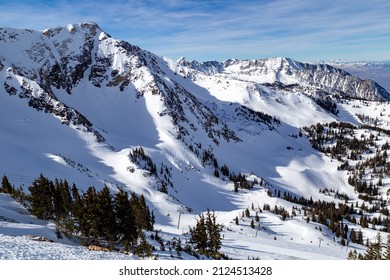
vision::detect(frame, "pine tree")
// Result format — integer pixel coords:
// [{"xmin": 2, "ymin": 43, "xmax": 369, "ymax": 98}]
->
[
  {"xmin": 189, "ymin": 213, "xmax": 208, "ymax": 255},
  {"xmin": 134, "ymin": 232, "xmax": 153, "ymax": 257},
  {"xmin": 349, "ymin": 228, "xmax": 356, "ymax": 243},
  {"xmin": 347, "ymin": 249, "xmax": 358, "ymax": 260},
  {"xmin": 61, "ymin": 180, "xmax": 73, "ymax": 216},
  {"xmin": 81, "ymin": 186, "xmax": 100, "ymax": 244},
  {"xmin": 97, "ymin": 185, "xmax": 116, "ymax": 246},
  {"xmin": 175, "ymin": 238, "xmax": 183, "ymax": 259},
  {"xmin": 206, "ymin": 210, "xmax": 222, "ymax": 257},
  {"xmin": 53, "ymin": 179, "xmax": 65, "ymax": 219},
  {"xmin": 343, "ymin": 224, "xmax": 349, "ymax": 239},
  {"xmin": 158, "ymin": 183, "xmax": 168, "ymax": 194},
  {"xmin": 347, "ymin": 249, "xmax": 363, "ymax": 260},
  {"xmin": 357, "ymin": 229, "xmax": 364, "ymax": 245},
  {"xmin": 220, "ymin": 164, "xmax": 230, "ymax": 177},
  {"xmin": 189, "ymin": 210, "xmax": 223, "ymax": 259},
  {"xmin": 28, "ymin": 174, "xmax": 55, "ymax": 220},
  {"xmin": 335, "ymin": 223, "xmax": 340, "ymax": 237},
  {"xmin": 375, "ymin": 232, "xmax": 383, "ymax": 260},
  {"xmin": 114, "ymin": 188, "xmax": 137, "ymax": 250},
  {"xmin": 130, "ymin": 193, "xmax": 153, "ymax": 232},
  {"xmin": 1, "ymin": 175, "xmax": 14, "ymax": 194},
  {"xmin": 70, "ymin": 183, "xmax": 83, "ymax": 234},
  {"xmin": 364, "ymin": 232, "xmax": 383, "ymax": 260},
  {"xmin": 384, "ymin": 234, "xmax": 390, "ymax": 260},
  {"xmin": 233, "ymin": 182, "xmax": 239, "ymax": 193},
  {"xmin": 53, "ymin": 179, "xmax": 74, "ymax": 237}
]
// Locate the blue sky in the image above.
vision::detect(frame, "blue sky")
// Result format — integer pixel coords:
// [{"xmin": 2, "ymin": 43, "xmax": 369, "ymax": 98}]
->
[{"xmin": 0, "ymin": 0, "xmax": 389, "ymax": 62}]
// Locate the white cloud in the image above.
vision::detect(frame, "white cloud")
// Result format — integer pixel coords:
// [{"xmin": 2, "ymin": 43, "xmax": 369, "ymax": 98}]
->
[{"xmin": 0, "ymin": 0, "xmax": 388, "ymax": 61}]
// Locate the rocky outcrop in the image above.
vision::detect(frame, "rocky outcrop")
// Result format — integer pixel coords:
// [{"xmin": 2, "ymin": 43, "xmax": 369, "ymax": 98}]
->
[
  {"xmin": 176, "ymin": 57, "xmax": 390, "ymax": 101},
  {"xmin": 1, "ymin": 22, "xmax": 387, "ymax": 154},
  {"xmin": 0, "ymin": 23, "xmax": 240, "ymax": 148}
]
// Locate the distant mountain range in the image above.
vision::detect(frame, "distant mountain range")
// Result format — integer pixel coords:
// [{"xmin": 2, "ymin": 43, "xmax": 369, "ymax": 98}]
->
[{"xmin": 314, "ymin": 60, "xmax": 390, "ymax": 93}]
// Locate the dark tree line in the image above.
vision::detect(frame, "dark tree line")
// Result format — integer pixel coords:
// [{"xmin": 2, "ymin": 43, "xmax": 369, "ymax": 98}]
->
[
  {"xmin": 1, "ymin": 174, "xmax": 154, "ymax": 252},
  {"xmin": 303, "ymin": 122, "xmax": 370, "ymax": 159},
  {"xmin": 266, "ymin": 188, "xmax": 390, "ymax": 247}
]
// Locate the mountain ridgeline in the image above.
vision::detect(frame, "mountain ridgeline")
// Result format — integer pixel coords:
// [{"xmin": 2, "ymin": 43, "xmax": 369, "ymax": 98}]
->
[
  {"xmin": 175, "ymin": 56, "xmax": 390, "ymax": 101},
  {"xmin": 0, "ymin": 23, "xmax": 388, "ymax": 148},
  {"xmin": 0, "ymin": 22, "xmax": 240, "ymax": 147}
]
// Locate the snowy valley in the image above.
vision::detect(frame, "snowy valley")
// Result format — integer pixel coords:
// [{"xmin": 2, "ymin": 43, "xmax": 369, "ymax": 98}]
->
[{"xmin": 0, "ymin": 23, "xmax": 389, "ymax": 260}]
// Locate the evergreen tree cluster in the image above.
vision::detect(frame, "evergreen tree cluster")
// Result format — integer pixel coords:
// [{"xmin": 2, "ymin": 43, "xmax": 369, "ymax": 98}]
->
[
  {"xmin": 234, "ymin": 105, "xmax": 281, "ymax": 130},
  {"xmin": 266, "ymin": 187, "xmax": 390, "ymax": 245},
  {"xmin": 128, "ymin": 147, "xmax": 174, "ymax": 194},
  {"xmin": 272, "ymin": 205, "xmax": 290, "ymax": 220},
  {"xmin": 189, "ymin": 141, "xmax": 267, "ymax": 195},
  {"xmin": 314, "ymin": 95, "xmax": 339, "ymax": 115},
  {"xmin": 319, "ymin": 188, "xmax": 349, "ymax": 201},
  {"xmin": 355, "ymin": 114, "xmax": 380, "ymax": 126},
  {"xmin": 349, "ymin": 232, "xmax": 390, "ymax": 260},
  {"xmin": 201, "ymin": 148, "xmax": 217, "ymax": 166},
  {"xmin": 0, "ymin": 175, "xmax": 26, "ymax": 205},
  {"xmin": 303, "ymin": 122, "xmax": 390, "ymax": 183},
  {"xmin": 1, "ymin": 174, "xmax": 154, "ymax": 253},
  {"xmin": 230, "ymin": 172, "xmax": 254, "ymax": 192},
  {"xmin": 188, "ymin": 209, "xmax": 227, "ymax": 259},
  {"xmin": 129, "ymin": 147, "xmax": 157, "ymax": 176},
  {"xmin": 303, "ymin": 121, "xmax": 371, "ymax": 159},
  {"xmin": 302, "ymin": 121, "xmax": 390, "ymax": 235}
]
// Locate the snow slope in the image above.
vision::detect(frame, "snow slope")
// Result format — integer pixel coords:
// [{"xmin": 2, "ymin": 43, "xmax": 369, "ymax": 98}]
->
[
  {"xmin": 0, "ymin": 23, "xmax": 389, "ymax": 259},
  {"xmin": 0, "ymin": 193, "xmax": 137, "ymax": 260}
]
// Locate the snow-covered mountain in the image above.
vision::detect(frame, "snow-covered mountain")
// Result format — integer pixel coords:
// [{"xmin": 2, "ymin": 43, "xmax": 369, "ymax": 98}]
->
[
  {"xmin": 321, "ymin": 60, "xmax": 390, "ymax": 94},
  {"xmin": 173, "ymin": 57, "xmax": 389, "ymax": 101},
  {"xmin": 0, "ymin": 23, "xmax": 389, "ymax": 260}
]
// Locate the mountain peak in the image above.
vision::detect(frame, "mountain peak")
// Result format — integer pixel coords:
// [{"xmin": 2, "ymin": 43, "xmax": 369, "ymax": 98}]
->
[
  {"xmin": 41, "ymin": 22, "xmax": 107, "ymax": 39},
  {"xmin": 176, "ymin": 56, "xmax": 188, "ymax": 63}
]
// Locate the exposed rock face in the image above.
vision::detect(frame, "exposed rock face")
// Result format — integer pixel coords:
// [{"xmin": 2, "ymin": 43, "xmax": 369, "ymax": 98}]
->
[
  {"xmin": 0, "ymin": 23, "xmax": 241, "ymax": 147},
  {"xmin": 1, "ymin": 22, "xmax": 388, "ymax": 150},
  {"xmin": 176, "ymin": 57, "xmax": 390, "ymax": 101}
]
